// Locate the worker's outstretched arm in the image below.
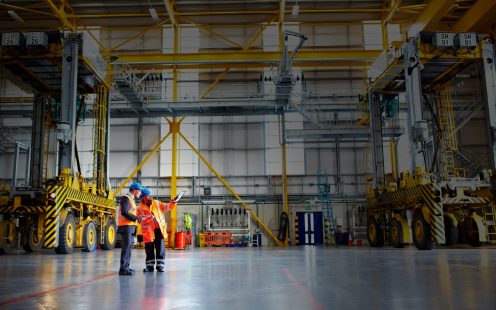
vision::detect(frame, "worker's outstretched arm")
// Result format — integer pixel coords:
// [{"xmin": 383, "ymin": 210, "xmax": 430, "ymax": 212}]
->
[{"xmin": 158, "ymin": 200, "xmax": 176, "ymax": 213}]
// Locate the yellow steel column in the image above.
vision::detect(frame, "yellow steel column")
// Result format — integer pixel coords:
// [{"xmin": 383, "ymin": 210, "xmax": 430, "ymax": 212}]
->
[
  {"xmin": 178, "ymin": 131, "xmax": 283, "ymax": 246},
  {"xmin": 389, "ymin": 138, "xmax": 398, "ymax": 180},
  {"xmin": 169, "ymin": 23, "xmax": 179, "ymax": 246},
  {"xmin": 173, "ymin": 26, "xmax": 179, "ymax": 101},
  {"xmin": 381, "ymin": 21, "xmax": 389, "ymax": 50},
  {"xmin": 169, "ymin": 118, "xmax": 179, "ymax": 246},
  {"xmin": 278, "ymin": 0, "xmax": 285, "ymax": 51}
]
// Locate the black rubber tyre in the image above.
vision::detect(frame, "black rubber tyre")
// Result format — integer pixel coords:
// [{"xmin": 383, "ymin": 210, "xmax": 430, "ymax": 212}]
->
[
  {"xmin": 82, "ymin": 221, "xmax": 97, "ymax": 252},
  {"xmin": 443, "ymin": 216, "xmax": 459, "ymax": 246},
  {"xmin": 390, "ymin": 219, "xmax": 405, "ymax": 248},
  {"xmin": 55, "ymin": 212, "xmax": 76, "ymax": 254},
  {"xmin": 367, "ymin": 216, "xmax": 384, "ymax": 247},
  {"xmin": 412, "ymin": 210, "xmax": 432, "ymax": 250},
  {"xmin": 101, "ymin": 218, "xmax": 117, "ymax": 250},
  {"xmin": 23, "ymin": 223, "xmax": 44, "ymax": 253},
  {"xmin": 465, "ymin": 217, "xmax": 481, "ymax": 247}
]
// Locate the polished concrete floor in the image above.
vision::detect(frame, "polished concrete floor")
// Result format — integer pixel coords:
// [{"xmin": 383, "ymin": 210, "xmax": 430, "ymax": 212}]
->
[{"xmin": 0, "ymin": 246, "xmax": 495, "ymax": 310}]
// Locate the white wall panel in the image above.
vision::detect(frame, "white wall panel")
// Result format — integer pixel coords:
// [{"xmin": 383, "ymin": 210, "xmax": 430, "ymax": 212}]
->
[
  {"xmin": 340, "ymin": 149, "xmax": 357, "ymax": 174},
  {"xmin": 181, "ymin": 27, "xmax": 200, "ymax": 52},
  {"xmin": 163, "ymin": 26, "xmax": 174, "ymax": 53},
  {"xmin": 247, "ymin": 124, "xmax": 264, "ymax": 148},
  {"xmin": 109, "ymin": 125, "xmax": 136, "ymax": 151},
  {"xmin": 110, "ymin": 153, "xmax": 137, "ymax": 178},
  {"xmin": 263, "ymin": 25, "xmax": 279, "ymax": 52},
  {"xmin": 363, "ymin": 22, "xmax": 382, "ymax": 50},
  {"xmin": 247, "ymin": 150, "xmax": 265, "ymax": 175},
  {"xmin": 387, "ymin": 24, "xmax": 402, "ymax": 46},
  {"xmin": 232, "ymin": 151, "xmax": 247, "ymax": 175}
]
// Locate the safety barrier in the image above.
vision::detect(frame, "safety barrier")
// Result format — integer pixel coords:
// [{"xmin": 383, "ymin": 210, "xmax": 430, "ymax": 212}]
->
[{"xmin": 204, "ymin": 231, "xmax": 233, "ymax": 246}]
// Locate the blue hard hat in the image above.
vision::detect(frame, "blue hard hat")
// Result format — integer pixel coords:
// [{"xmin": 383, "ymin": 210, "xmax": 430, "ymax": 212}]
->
[
  {"xmin": 129, "ymin": 182, "xmax": 143, "ymax": 191},
  {"xmin": 140, "ymin": 188, "xmax": 151, "ymax": 198}
]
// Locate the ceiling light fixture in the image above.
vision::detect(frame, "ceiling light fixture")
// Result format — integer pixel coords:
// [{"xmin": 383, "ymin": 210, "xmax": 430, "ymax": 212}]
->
[
  {"xmin": 7, "ymin": 11, "xmax": 24, "ymax": 23},
  {"xmin": 147, "ymin": 0, "xmax": 159, "ymax": 21},
  {"xmin": 149, "ymin": 8, "xmax": 159, "ymax": 21},
  {"xmin": 291, "ymin": 2, "xmax": 299, "ymax": 17}
]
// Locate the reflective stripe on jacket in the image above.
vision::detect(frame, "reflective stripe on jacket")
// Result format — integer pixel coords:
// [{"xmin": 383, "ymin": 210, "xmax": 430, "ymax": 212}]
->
[
  {"xmin": 118, "ymin": 194, "xmax": 137, "ymax": 226},
  {"xmin": 137, "ymin": 199, "xmax": 176, "ymax": 243}
]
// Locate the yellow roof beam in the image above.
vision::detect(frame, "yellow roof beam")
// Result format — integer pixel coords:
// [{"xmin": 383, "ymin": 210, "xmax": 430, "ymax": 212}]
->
[
  {"xmin": 384, "ymin": 0, "xmax": 401, "ymax": 25},
  {"xmin": 45, "ymin": 0, "xmax": 76, "ymax": 31},
  {"xmin": 407, "ymin": 0, "xmax": 456, "ymax": 37},
  {"xmin": 452, "ymin": 0, "xmax": 496, "ymax": 32},
  {"xmin": 125, "ymin": 61, "xmax": 373, "ymax": 70},
  {"xmin": 279, "ymin": 0, "xmax": 286, "ymax": 23},
  {"xmin": 115, "ymin": 50, "xmax": 380, "ymax": 65},
  {"xmin": 163, "ymin": 0, "xmax": 177, "ymax": 26}
]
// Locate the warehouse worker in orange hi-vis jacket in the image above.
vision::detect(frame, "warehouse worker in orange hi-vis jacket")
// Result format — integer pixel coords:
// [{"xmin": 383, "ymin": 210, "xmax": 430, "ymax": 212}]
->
[{"xmin": 137, "ymin": 188, "xmax": 180, "ymax": 272}]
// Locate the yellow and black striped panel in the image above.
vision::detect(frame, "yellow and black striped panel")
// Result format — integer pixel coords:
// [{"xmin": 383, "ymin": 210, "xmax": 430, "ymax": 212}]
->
[
  {"xmin": 0, "ymin": 206, "xmax": 13, "ymax": 214},
  {"xmin": 371, "ymin": 184, "xmax": 446, "ymax": 244},
  {"xmin": 373, "ymin": 184, "xmax": 439, "ymax": 206},
  {"xmin": 64, "ymin": 188, "xmax": 115, "ymax": 209},
  {"xmin": 420, "ymin": 184, "xmax": 445, "ymax": 244},
  {"xmin": 443, "ymin": 196, "xmax": 490, "ymax": 205},
  {"xmin": 43, "ymin": 185, "xmax": 116, "ymax": 249},
  {"xmin": 43, "ymin": 186, "xmax": 71, "ymax": 249},
  {"xmin": 0, "ymin": 205, "xmax": 45, "ymax": 215}
]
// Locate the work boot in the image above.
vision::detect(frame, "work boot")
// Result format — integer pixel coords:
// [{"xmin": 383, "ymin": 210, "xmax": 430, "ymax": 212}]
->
[
  {"xmin": 119, "ymin": 269, "xmax": 135, "ymax": 276},
  {"xmin": 156, "ymin": 267, "xmax": 164, "ymax": 272},
  {"xmin": 143, "ymin": 267, "xmax": 154, "ymax": 272}
]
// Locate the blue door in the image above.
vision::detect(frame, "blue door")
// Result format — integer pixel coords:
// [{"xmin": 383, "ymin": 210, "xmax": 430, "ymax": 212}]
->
[{"xmin": 297, "ymin": 212, "xmax": 323, "ymax": 245}]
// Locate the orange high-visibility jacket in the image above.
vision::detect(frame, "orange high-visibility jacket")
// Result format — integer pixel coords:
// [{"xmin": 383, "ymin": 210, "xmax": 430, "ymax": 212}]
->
[
  {"xmin": 118, "ymin": 194, "xmax": 137, "ymax": 226},
  {"xmin": 137, "ymin": 200, "xmax": 176, "ymax": 243}
]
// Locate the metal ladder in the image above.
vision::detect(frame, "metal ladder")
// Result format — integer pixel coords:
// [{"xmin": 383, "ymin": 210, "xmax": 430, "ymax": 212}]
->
[
  {"xmin": 483, "ymin": 203, "xmax": 496, "ymax": 244},
  {"xmin": 93, "ymin": 86, "xmax": 108, "ymax": 193},
  {"xmin": 318, "ymin": 171, "xmax": 336, "ymax": 246}
]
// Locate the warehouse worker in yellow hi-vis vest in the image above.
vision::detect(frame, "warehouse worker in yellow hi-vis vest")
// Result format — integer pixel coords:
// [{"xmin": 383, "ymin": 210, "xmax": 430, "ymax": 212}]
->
[{"xmin": 117, "ymin": 182, "xmax": 143, "ymax": 276}]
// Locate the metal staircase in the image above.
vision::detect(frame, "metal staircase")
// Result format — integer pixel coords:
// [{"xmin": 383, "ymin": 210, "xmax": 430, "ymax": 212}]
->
[
  {"xmin": 113, "ymin": 64, "xmax": 145, "ymax": 108},
  {"xmin": 318, "ymin": 171, "xmax": 336, "ymax": 246},
  {"xmin": 453, "ymin": 150, "xmax": 487, "ymax": 178}
]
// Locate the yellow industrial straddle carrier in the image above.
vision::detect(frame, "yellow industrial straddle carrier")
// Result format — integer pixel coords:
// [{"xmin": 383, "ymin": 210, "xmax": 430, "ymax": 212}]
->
[
  {"xmin": 0, "ymin": 32, "xmax": 116, "ymax": 254},
  {"xmin": 365, "ymin": 32, "xmax": 496, "ymax": 249}
]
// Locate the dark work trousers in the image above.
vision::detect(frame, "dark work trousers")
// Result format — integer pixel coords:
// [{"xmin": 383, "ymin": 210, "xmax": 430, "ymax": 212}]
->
[
  {"xmin": 145, "ymin": 228, "xmax": 165, "ymax": 269},
  {"xmin": 118, "ymin": 225, "xmax": 136, "ymax": 271}
]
